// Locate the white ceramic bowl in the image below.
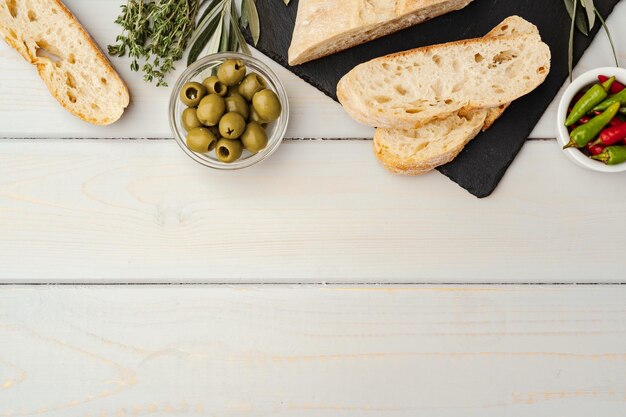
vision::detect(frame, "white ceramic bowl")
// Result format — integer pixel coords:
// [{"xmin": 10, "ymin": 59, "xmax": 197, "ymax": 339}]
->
[{"xmin": 557, "ymin": 67, "xmax": 626, "ymax": 173}]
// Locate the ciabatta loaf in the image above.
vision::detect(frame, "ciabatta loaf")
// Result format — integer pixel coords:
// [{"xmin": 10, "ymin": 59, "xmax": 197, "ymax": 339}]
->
[
  {"xmin": 0, "ymin": 0, "xmax": 129, "ymax": 125},
  {"xmin": 373, "ymin": 16, "xmax": 544, "ymax": 176},
  {"xmin": 337, "ymin": 30, "xmax": 550, "ymax": 129},
  {"xmin": 288, "ymin": 0, "xmax": 476, "ymax": 66}
]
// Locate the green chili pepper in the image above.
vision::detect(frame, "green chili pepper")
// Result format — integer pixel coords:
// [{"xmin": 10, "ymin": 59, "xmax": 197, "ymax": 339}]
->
[
  {"xmin": 565, "ymin": 77, "xmax": 614, "ymax": 127},
  {"xmin": 620, "ymin": 107, "xmax": 626, "ymax": 115},
  {"xmin": 593, "ymin": 88, "xmax": 626, "ymax": 112},
  {"xmin": 591, "ymin": 145, "xmax": 626, "ymax": 165},
  {"xmin": 564, "ymin": 102, "xmax": 621, "ymax": 149}
]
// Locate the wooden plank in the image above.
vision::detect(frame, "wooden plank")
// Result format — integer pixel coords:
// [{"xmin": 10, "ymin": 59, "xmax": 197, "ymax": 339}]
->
[
  {"xmin": 1, "ymin": 139, "xmax": 625, "ymax": 282},
  {"xmin": 0, "ymin": 1, "xmax": 624, "ymax": 139},
  {"xmin": 0, "ymin": 285, "xmax": 624, "ymax": 417}
]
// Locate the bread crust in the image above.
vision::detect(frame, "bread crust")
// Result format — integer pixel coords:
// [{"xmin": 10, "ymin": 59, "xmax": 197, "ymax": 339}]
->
[
  {"xmin": 0, "ymin": 0, "xmax": 129, "ymax": 125},
  {"xmin": 371, "ymin": 16, "xmax": 544, "ymax": 176},
  {"xmin": 288, "ymin": 0, "xmax": 475, "ymax": 65},
  {"xmin": 337, "ymin": 31, "xmax": 550, "ymax": 130}
]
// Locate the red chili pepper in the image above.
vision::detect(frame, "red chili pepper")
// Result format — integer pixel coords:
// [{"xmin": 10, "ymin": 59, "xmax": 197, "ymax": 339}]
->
[
  {"xmin": 609, "ymin": 117, "xmax": 625, "ymax": 127},
  {"xmin": 599, "ymin": 75, "xmax": 625, "ymax": 94},
  {"xmin": 597, "ymin": 123, "xmax": 626, "ymax": 146},
  {"xmin": 588, "ymin": 143, "xmax": 605, "ymax": 156},
  {"xmin": 579, "ymin": 115, "xmax": 592, "ymax": 124}
]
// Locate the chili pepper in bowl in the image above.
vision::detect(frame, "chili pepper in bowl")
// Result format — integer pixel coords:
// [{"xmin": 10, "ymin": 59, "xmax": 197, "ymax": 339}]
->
[
  {"xmin": 565, "ymin": 102, "xmax": 621, "ymax": 148},
  {"xmin": 599, "ymin": 75, "xmax": 625, "ymax": 94},
  {"xmin": 620, "ymin": 107, "xmax": 626, "ymax": 115},
  {"xmin": 565, "ymin": 77, "xmax": 614, "ymax": 126},
  {"xmin": 609, "ymin": 117, "xmax": 624, "ymax": 127},
  {"xmin": 592, "ymin": 122, "xmax": 626, "ymax": 146},
  {"xmin": 593, "ymin": 88, "xmax": 626, "ymax": 112},
  {"xmin": 587, "ymin": 143, "xmax": 605, "ymax": 156},
  {"xmin": 591, "ymin": 145, "xmax": 626, "ymax": 165}
]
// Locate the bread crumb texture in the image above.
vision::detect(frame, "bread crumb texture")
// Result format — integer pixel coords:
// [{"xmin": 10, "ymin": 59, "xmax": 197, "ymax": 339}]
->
[{"xmin": 0, "ymin": 0, "xmax": 129, "ymax": 125}]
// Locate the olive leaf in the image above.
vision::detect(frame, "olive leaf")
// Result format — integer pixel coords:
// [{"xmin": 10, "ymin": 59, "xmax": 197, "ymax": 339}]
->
[
  {"xmin": 563, "ymin": 0, "xmax": 589, "ymax": 35},
  {"xmin": 581, "ymin": 0, "xmax": 595, "ymax": 30},
  {"xmin": 243, "ymin": 0, "xmax": 261, "ymax": 45},
  {"xmin": 564, "ymin": 0, "xmax": 619, "ymax": 81}
]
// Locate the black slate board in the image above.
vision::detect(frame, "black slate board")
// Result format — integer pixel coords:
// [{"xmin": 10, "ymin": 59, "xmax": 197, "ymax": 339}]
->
[{"xmin": 246, "ymin": 0, "xmax": 621, "ymax": 197}]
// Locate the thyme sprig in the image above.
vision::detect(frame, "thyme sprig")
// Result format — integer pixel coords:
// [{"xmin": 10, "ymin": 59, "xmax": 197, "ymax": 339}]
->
[
  {"xmin": 564, "ymin": 0, "xmax": 619, "ymax": 81},
  {"xmin": 109, "ymin": 0, "xmax": 289, "ymax": 87},
  {"xmin": 108, "ymin": 0, "xmax": 201, "ymax": 86}
]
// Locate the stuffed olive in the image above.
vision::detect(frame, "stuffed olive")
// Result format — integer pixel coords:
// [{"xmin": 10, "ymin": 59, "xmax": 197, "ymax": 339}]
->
[
  {"xmin": 217, "ymin": 59, "xmax": 246, "ymax": 86},
  {"xmin": 216, "ymin": 139, "xmax": 243, "ymax": 163},
  {"xmin": 241, "ymin": 122, "xmax": 268, "ymax": 154},
  {"xmin": 252, "ymin": 89, "xmax": 281, "ymax": 122},
  {"xmin": 186, "ymin": 127, "xmax": 218, "ymax": 153},
  {"xmin": 196, "ymin": 94, "xmax": 226, "ymax": 126},
  {"xmin": 179, "ymin": 82, "xmax": 207, "ymax": 107}
]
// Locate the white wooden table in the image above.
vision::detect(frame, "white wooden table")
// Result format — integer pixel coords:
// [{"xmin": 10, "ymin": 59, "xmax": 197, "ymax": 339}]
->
[{"xmin": 1, "ymin": 1, "xmax": 626, "ymax": 415}]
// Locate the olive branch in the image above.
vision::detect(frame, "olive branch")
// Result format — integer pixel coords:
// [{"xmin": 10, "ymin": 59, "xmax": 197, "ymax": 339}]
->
[{"xmin": 564, "ymin": 0, "xmax": 619, "ymax": 81}]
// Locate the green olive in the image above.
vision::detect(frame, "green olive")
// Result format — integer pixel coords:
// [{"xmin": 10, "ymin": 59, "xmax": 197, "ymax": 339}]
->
[
  {"xmin": 241, "ymin": 122, "xmax": 268, "ymax": 154},
  {"xmin": 179, "ymin": 82, "xmax": 206, "ymax": 107},
  {"xmin": 207, "ymin": 126, "xmax": 220, "ymax": 151},
  {"xmin": 249, "ymin": 106, "xmax": 267, "ymax": 125},
  {"xmin": 252, "ymin": 89, "xmax": 282, "ymax": 122},
  {"xmin": 217, "ymin": 59, "xmax": 246, "ymax": 87},
  {"xmin": 216, "ymin": 139, "xmax": 243, "ymax": 163},
  {"xmin": 238, "ymin": 73, "xmax": 266, "ymax": 102},
  {"xmin": 202, "ymin": 76, "xmax": 227, "ymax": 96},
  {"xmin": 219, "ymin": 112, "xmax": 246, "ymax": 139},
  {"xmin": 181, "ymin": 108, "xmax": 202, "ymax": 131},
  {"xmin": 186, "ymin": 127, "xmax": 217, "ymax": 153},
  {"xmin": 196, "ymin": 94, "xmax": 226, "ymax": 127},
  {"xmin": 224, "ymin": 94, "xmax": 250, "ymax": 119}
]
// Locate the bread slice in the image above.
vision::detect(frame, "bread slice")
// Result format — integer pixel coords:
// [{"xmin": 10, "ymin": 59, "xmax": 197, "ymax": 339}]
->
[
  {"xmin": 0, "ymin": 0, "xmax": 129, "ymax": 125},
  {"xmin": 288, "ymin": 0, "xmax": 476, "ymax": 66},
  {"xmin": 373, "ymin": 17, "xmax": 542, "ymax": 176},
  {"xmin": 373, "ymin": 110, "xmax": 488, "ymax": 175},
  {"xmin": 337, "ymin": 25, "xmax": 550, "ymax": 129}
]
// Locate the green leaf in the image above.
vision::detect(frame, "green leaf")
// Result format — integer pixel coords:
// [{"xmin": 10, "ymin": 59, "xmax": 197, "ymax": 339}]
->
[
  {"xmin": 564, "ymin": 0, "xmax": 589, "ymax": 35},
  {"xmin": 206, "ymin": 17, "xmax": 224, "ymax": 55},
  {"xmin": 219, "ymin": 1, "xmax": 231, "ymax": 52},
  {"xmin": 241, "ymin": 0, "xmax": 250, "ymax": 28},
  {"xmin": 244, "ymin": 0, "xmax": 260, "ymax": 45},
  {"xmin": 581, "ymin": 0, "xmax": 595, "ymax": 30},
  {"xmin": 187, "ymin": 12, "xmax": 222, "ymax": 65},
  {"xmin": 230, "ymin": 2, "xmax": 251, "ymax": 54}
]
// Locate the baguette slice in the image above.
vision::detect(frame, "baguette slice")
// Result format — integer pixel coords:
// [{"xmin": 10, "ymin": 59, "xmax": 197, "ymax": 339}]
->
[
  {"xmin": 288, "ymin": 0, "xmax": 476, "ymax": 66},
  {"xmin": 374, "ymin": 110, "xmax": 488, "ymax": 175},
  {"xmin": 337, "ymin": 25, "xmax": 550, "ymax": 129},
  {"xmin": 0, "ymin": 0, "xmax": 129, "ymax": 125},
  {"xmin": 374, "ymin": 17, "xmax": 542, "ymax": 176}
]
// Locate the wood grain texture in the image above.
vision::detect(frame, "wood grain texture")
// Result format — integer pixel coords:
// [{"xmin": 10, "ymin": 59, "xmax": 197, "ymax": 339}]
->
[
  {"xmin": 0, "ymin": 0, "xmax": 623, "ymax": 139},
  {"xmin": 1, "ymin": 139, "xmax": 626, "ymax": 282},
  {"xmin": 0, "ymin": 285, "xmax": 625, "ymax": 417}
]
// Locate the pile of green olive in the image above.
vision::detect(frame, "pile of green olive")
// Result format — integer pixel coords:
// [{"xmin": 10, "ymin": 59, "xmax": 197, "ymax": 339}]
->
[{"xmin": 178, "ymin": 59, "xmax": 282, "ymax": 163}]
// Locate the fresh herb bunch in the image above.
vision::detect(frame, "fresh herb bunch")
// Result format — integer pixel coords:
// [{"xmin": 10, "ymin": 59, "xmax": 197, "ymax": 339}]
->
[
  {"xmin": 108, "ymin": 0, "xmax": 201, "ymax": 86},
  {"xmin": 564, "ymin": 0, "xmax": 619, "ymax": 81},
  {"xmin": 109, "ymin": 0, "xmax": 289, "ymax": 87}
]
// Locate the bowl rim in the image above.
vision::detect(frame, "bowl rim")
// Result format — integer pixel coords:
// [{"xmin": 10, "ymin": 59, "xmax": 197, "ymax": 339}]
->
[
  {"xmin": 169, "ymin": 52, "xmax": 289, "ymax": 170},
  {"xmin": 556, "ymin": 66, "xmax": 626, "ymax": 173}
]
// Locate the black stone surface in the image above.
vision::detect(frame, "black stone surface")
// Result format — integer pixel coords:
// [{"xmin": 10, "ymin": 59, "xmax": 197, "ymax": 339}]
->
[{"xmin": 246, "ymin": 0, "xmax": 621, "ymax": 197}]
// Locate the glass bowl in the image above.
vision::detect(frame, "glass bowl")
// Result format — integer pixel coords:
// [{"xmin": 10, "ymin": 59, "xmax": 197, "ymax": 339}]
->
[{"xmin": 169, "ymin": 52, "xmax": 289, "ymax": 169}]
